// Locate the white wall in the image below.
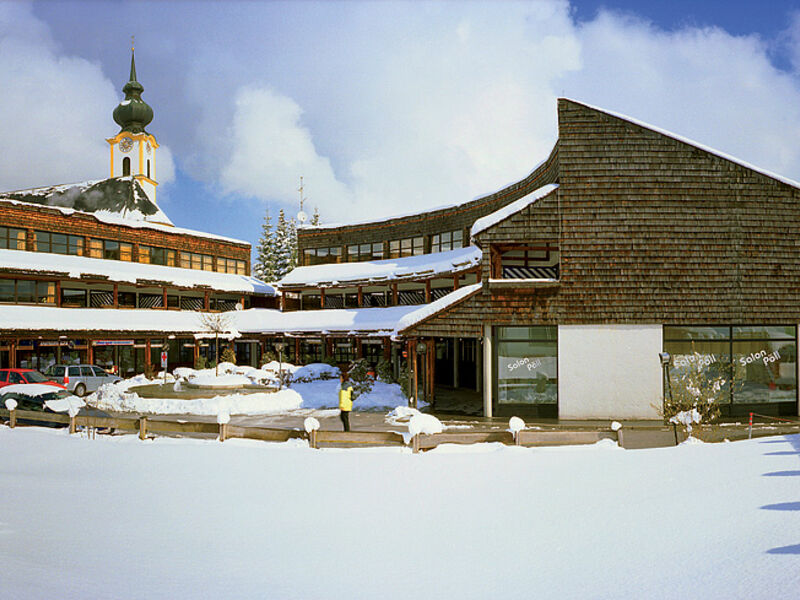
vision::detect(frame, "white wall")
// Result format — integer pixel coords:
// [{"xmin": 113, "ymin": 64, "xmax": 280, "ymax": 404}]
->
[{"xmin": 558, "ymin": 324, "xmax": 663, "ymax": 420}]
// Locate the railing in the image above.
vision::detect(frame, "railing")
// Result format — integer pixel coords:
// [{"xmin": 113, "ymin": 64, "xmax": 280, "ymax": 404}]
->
[{"xmin": 1, "ymin": 407, "xmax": 622, "ymax": 452}]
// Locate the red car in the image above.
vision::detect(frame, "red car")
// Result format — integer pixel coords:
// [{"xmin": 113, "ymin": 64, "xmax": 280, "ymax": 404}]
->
[{"xmin": 0, "ymin": 369, "xmax": 66, "ymax": 390}]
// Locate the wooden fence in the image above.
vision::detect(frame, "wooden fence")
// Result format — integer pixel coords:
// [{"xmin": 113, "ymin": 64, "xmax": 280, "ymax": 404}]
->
[{"xmin": 0, "ymin": 408, "xmax": 628, "ymax": 451}]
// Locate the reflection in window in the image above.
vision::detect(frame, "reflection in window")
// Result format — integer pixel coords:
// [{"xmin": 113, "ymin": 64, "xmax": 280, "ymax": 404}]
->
[
  {"xmin": 496, "ymin": 326, "xmax": 557, "ymax": 405},
  {"xmin": 664, "ymin": 325, "xmax": 797, "ymax": 407}
]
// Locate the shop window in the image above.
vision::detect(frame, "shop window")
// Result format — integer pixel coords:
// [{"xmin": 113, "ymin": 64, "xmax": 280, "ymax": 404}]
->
[
  {"xmin": 0, "ymin": 226, "xmax": 26, "ymax": 251},
  {"xmin": 496, "ymin": 326, "xmax": 558, "ymax": 408},
  {"xmin": 663, "ymin": 325, "xmax": 798, "ymax": 411},
  {"xmin": 61, "ymin": 288, "xmax": 87, "ymax": 307},
  {"xmin": 490, "ymin": 244, "xmax": 560, "ymax": 280}
]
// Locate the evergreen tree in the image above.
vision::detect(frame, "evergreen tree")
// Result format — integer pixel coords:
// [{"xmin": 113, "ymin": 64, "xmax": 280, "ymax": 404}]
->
[
  {"xmin": 254, "ymin": 208, "xmax": 278, "ymax": 282},
  {"xmin": 288, "ymin": 216, "xmax": 298, "ymax": 271},
  {"xmin": 274, "ymin": 209, "xmax": 293, "ymax": 279},
  {"xmin": 310, "ymin": 207, "xmax": 321, "ymax": 226}
]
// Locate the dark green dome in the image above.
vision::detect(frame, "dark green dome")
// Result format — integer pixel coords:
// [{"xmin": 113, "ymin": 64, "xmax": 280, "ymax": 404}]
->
[{"xmin": 113, "ymin": 50, "xmax": 153, "ymax": 134}]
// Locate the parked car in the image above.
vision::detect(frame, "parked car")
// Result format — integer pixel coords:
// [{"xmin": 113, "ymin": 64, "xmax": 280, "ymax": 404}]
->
[
  {"xmin": 1, "ymin": 385, "xmax": 113, "ymax": 429},
  {"xmin": 43, "ymin": 364, "xmax": 122, "ymax": 397},
  {"xmin": 0, "ymin": 368, "xmax": 65, "ymax": 390}
]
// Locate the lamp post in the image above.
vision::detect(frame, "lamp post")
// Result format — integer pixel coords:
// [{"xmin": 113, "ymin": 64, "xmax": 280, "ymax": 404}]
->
[
  {"xmin": 659, "ymin": 351, "xmax": 673, "ymax": 420},
  {"xmin": 274, "ymin": 340, "xmax": 286, "ymax": 390}
]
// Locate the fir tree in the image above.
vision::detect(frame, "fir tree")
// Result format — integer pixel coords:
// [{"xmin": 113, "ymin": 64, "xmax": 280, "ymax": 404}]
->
[
  {"xmin": 254, "ymin": 208, "xmax": 278, "ymax": 282},
  {"xmin": 288, "ymin": 216, "xmax": 298, "ymax": 271},
  {"xmin": 274, "ymin": 209, "xmax": 293, "ymax": 279},
  {"xmin": 310, "ymin": 207, "xmax": 321, "ymax": 226}
]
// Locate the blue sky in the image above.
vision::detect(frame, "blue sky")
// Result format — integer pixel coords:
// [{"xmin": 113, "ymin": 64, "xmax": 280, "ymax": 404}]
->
[{"xmin": 1, "ymin": 1, "xmax": 799, "ymax": 260}]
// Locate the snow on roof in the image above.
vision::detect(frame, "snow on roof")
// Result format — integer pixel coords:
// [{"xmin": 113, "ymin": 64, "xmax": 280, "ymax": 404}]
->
[
  {"xmin": 570, "ymin": 99, "xmax": 800, "ymax": 190},
  {"xmin": 0, "ymin": 305, "xmax": 224, "ymax": 334},
  {"xmin": 470, "ymin": 184, "xmax": 559, "ymax": 238},
  {"xmin": 235, "ymin": 305, "xmax": 422, "ymax": 337},
  {"xmin": 278, "ymin": 246, "xmax": 481, "ymax": 288},
  {"xmin": 0, "ymin": 249, "xmax": 275, "ymax": 295},
  {"xmin": 0, "ymin": 179, "xmax": 249, "ymax": 246},
  {"xmin": 394, "ymin": 282, "xmax": 482, "ymax": 334}
]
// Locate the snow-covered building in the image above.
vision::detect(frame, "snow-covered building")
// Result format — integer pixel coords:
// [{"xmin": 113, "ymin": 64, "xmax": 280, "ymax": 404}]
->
[
  {"xmin": 266, "ymin": 98, "xmax": 800, "ymax": 420},
  {"xmin": 0, "ymin": 51, "xmax": 276, "ymax": 375}
]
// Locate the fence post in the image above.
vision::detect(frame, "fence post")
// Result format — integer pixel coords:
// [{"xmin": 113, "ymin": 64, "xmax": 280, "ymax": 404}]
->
[
  {"xmin": 9, "ymin": 408, "xmax": 15, "ymax": 428},
  {"xmin": 412, "ymin": 434, "xmax": 420, "ymax": 454},
  {"xmin": 309, "ymin": 429, "xmax": 317, "ymax": 449},
  {"xmin": 139, "ymin": 416, "xmax": 147, "ymax": 441},
  {"xmin": 69, "ymin": 415, "xmax": 77, "ymax": 435},
  {"xmin": 219, "ymin": 423, "xmax": 227, "ymax": 442}
]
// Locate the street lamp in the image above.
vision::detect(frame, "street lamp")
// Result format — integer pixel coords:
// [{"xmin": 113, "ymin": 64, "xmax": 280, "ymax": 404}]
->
[
  {"xmin": 274, "ymin": 340, "xmax": 286, "ymax": 390},
  {"xmin": 659, "ymin": 351, "xmax": 673, "ymax": 419}
]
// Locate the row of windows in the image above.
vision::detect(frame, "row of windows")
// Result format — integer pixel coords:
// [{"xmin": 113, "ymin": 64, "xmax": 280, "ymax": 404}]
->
[
  {"xmin": 0, "ymin": 278, "xmax": 245, "ymax": 311},
  {"xmin": 302, "ymin": 230, "xmax": 465, "ymax": 266},
  {"xmin": 4, "ymin": 228, "xmax": 247, "ymax": 275}
]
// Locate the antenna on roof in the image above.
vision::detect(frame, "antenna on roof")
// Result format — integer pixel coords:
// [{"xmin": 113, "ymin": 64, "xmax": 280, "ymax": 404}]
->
[{"xmin": 296, "ymin": 176, "xmax": 308, "ymax": 225}]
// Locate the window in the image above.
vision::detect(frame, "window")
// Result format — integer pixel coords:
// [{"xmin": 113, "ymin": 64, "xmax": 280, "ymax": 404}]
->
[
  {"xmin": 36, "ymin": 281, "xmax": 55, "ymax": 304},
  {"xmin": 123, "ymin": 156, "xmax": 131, "ymax": 176},
  {"xmin": 147, "ymin": 160, "xmax": 151, "ymax": 179},
  {"xmin": 180, "ymin": 252, "xmax": 191, "ymax": 269},
  {"xmin": 664, "ymin": 326, "xmax": 797, "ymax": 411},
  {"xmin": 304, "ymin": 246, "xmax": 341, "ymax": 266},
  {"xmin": 139, "ymin": 246, "xmax": 176, "ymax": 267},
  {"xmin": 16, "ymin": 280, "xmax": 35, "ymax": 303},
  {"xmin": 103, "ymin": 241, "xmax": 120, "ymax": 261},
  {"xmin": 0, "ymin": 227, "xmax": 26, "ymax": 251},
  {"xmin": 390, "ymin": 236, "xmax": 424, "ymax": 258},
  {"xmin": 0, "ymin": 280, "xmax": 14, "ymax": 303},
  {"xmin": 118, "ymin": 292, "xmax": 136, "ymax": 308},
  {"xmin": 89, "ymin": 239, "xmax": 103, "ymax": 259},
  {"xmin": 431, "ymin": 230, "xmax": 463, "ymax": 253},
  {"xmin": 203, "ymin": 255, "xmax": 213, "ymax": 271},
  {"xmin": 347, "ymin": 242, "xmax": 384, "ymax": 262},
  {"xmin": 61, "ymin": 288, "xmax": 87, "ymax": 307},
  {"xmin": 120, "ymin": 243, "xmax": 132, "ymax": 262},
  {"xmin": 496, "ymin": 326, "xmax": 558, "ymax": 409},
  {"xmin": 490, "ymin": 244, "xmax": 560, "ymax": 280}
]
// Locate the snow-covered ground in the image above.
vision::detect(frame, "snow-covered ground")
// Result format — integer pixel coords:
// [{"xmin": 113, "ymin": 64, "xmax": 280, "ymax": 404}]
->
[{"xmin": 0, "ymin": 428, "xmax": 798, "ymax": 599}]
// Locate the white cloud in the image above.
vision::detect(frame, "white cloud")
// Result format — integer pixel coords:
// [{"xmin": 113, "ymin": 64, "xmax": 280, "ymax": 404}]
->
[
  {"xmin": 205, "ymin": 1, "xmax": 800, "ymax": 223},
  {"xmin": 0, "ymin": 3, "xmax": 175, "ymax": 193},
  {"xmin": 218, "ymin": 87, "xmax": 350, "ymax": 211}
]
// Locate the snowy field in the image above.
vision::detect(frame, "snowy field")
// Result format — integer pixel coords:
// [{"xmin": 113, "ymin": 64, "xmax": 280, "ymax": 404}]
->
[{"xmin": 1, "ymin": 428, "xmax": 798, "ymax": 599}]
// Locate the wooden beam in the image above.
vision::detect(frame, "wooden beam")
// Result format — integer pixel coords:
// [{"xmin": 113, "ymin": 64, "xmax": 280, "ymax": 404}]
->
[
  {"xmin": 453, "ymin": 274, "xmax": 459, "ymax": 291},
  {"xmin": 113, "ymin": 283, "xmax": 118, "ymax": 308},
  {"xmin": 320, "ymin": 288, "xmax": 326, "ymax": 309},
  {"xmin": 357, "ymin": 286, "xmax": 363, "ymax": 308},
  {"xmin": 162, "ymin": 287, "xmax": 168, "ymax": 310},
  {"xmin": 425, "ymin": 280, "xmax": 431, "ymax": 303},
  {"xmin": 392, "ymin": 283, "xmax": 398, "ymax": 306}
]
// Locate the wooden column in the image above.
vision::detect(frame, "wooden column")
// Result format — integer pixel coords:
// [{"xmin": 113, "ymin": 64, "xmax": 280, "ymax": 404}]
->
[
  {"xmin": 453, "ymin": 274, "xmax": 460, "ymax": 291},
  {"xmin": 482, "ymin": 325, "xmax": 493, "ymax": 418},
  {"xmin": 113, "ymin": 283, "xmax": 118, "ymax": 308},
  {"xmin": 280, "ymin": 292, "xmax": 286, "ymax": 312},
  {"xmin": 392, "ymin": 283, "xmax": 398, "ymax": 306},
  {"xmin": 145, "ymin": 339, "xmax": 151, "ymax": 368},
  {"xmin": 162, "ymin": 287, "xmax": 168, "ymax": 310},
  {"xmin": 475, "ymin": 267, "xmax": 482, "ymax": 283},
  {"xmin": 383, "ymin": 337, "xmax": 391, "ymax": 361},
  {"xmin": 356, "ymin": 337, "xmax": 363, "ymax": 359},
  {"xmin": 320, "ymin": 288, "xmax": 326, "ymax": 309},
  {"xmin": 409, "ymin": 339, "xmax": 417, "ymax": 408},
  {"xmin": 55, "ymin": 281, "xmax": 62, "ymax": 307},
  {"xmin": 453, "ymin": 338, "xmax": 460, "ymax": 389},
  {"xmin": 204, "ymin": 291, "xmax": 210, "ymax": 311},
  {"xmin": 425, "ymin": 280, "xmax": 431, "ymax": 304},
  {"xmin": 10, "ymin": 341, "xmax": 16, "ymax": 368},
  {"xmin": 357, "ymin": 286, "xmax": 363, "ymax": 308},
  {"xmin": 240, "ymin": 295, "xmax": 245, "ymax": 308},
  {"xmin": 87, "ymin": 340, "xmax": 94, "ymax": 365},
  {"xmin": 295, "ymin": 338, "xmax": 300, "ymax": 363}
]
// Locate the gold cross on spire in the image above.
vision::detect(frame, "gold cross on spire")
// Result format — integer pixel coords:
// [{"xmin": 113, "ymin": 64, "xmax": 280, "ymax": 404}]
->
[{"xmin": 131, "ymin": 35, "xmax": 135, "ymax": 52}]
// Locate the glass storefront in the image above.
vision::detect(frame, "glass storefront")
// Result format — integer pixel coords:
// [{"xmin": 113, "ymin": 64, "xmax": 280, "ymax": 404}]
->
[
  {"xmin": 664, "ymin": 325, "xmax": 798, "ymax": 415},
  {"xmin": 495, "ymin": 326, "xmax": 557, "ymax": 416}
]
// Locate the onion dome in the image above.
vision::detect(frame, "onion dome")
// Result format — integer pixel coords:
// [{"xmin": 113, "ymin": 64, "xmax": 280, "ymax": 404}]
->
[{"xmin": 112, "ymin": 50, "xmax": 153, "ymax": 134}]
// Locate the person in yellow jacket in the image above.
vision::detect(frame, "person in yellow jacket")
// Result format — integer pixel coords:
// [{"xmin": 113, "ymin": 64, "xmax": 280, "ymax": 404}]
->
[{"xmin": 338, "ymin": 373, "xmax": 354, "ymax": 432}]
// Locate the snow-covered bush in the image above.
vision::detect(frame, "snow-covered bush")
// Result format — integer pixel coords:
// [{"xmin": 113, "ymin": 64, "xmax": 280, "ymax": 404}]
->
[
  {"xmin": 662, "ymin": 349, "xmax": 724, "ymax": 431},
  {"xmin": 347, "ymin": 358, "xmax": 374, "ymax": 399},
  {"xmin": 194, "ymin": 356, "xmax": 207, "ymax": 370},
  {"xmin": 291, "ymin": 363, "xmax": 340, "ymax": 383}
]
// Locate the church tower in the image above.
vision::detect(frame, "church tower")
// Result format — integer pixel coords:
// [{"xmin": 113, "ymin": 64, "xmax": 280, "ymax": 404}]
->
[{"xmin": 107, "ymin": 47, "xmax": 159, "ymax": 204}]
